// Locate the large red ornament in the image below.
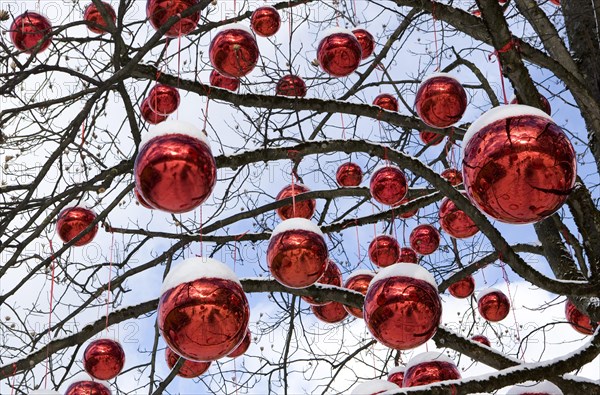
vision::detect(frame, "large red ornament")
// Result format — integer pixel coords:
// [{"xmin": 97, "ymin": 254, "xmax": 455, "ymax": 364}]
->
[
  {"xmin": 387, "ymin": 365, "xmax": 405, "ymax": 387},
  {"xmin": 146, "ymin": 0, "xmax": 200, "ymax": 37},
  {"xmin": 83, "ymin": 339, "xmax": 125, "ymax": 380},
  {"xmin": 250, "ymin": 6, "xmax": 281, "ymax": 37},
  {"xmin": 402, "ymin": 352, "xmax": 461, "ymax": 387},
  {"xmin": 415, "ymin": 73, "xmax": 467, "ymax": 128},
  {"xmin": 438, "ymin": 196, "xmax": 479, "ymax": 239},
  {"xmin": 409, "ymin": 224, "xmax": 440, "ymax": 255},
  {"xmin": 398, "ymin": 247, "xmax": 418, "ymax": 264},
  {"xmin": 471, "ymin": 334, "xmax": 491, "ymax": 347},
  {"xmin": 209, "ymin": 69, "xmax": 240, "ymax": 91},
  {"xmin": 373, "ymin": 94, "xmax": 399, "ymax": 112},
  {"xmin": 565, "ymin": 300, "xmax": 597, "ymax": 335},
  {"xmin": 209, "ymin": 25, "xmax": 259, "ymax": 78},
  {"xmin": 478, "ymin": 288, "xmax": 510, "ymax": 322},
  {"xmin": 158, "ymin": 257, "xmax": 250, "ymax": 361},
  {"xmin": 510, "ymin": 95, "xmax": 551, "ymax": 115},
  {"xmin": 64, "ymin": 378, "xmax": 111, "ymax": 395},
  {"xmin": 10, "ymin": 12, "xmax": 52, "ymax": 54},
  {"xmin": 419, "ymin": 130, "xmax": 444, "ymax": 146},
  {"xmin": 441, "ymin": 168, "xmax": 463, "ymax": 186},
  {"xmin": 368, "ymin": 234, "xmax": 401, "ymax": 268},
  {"xmin": 148, "ymin": 84, "xmax": 180, "ymax": 116},
  {"xmin": 351, "ymin": 380, "xmax": 399, "ymax": 395},
  {"xmin": 275, "ymin": 183, "xmax": 316, "ymax": 220},
  {"xmin": 352, "ymin": 28, "xmax": 375, "ymax": 59},
  {"xmin": 134, "ymin": 121, "xmax": 216, "ymax": 213},
  {"xmin": 364, "ymin": 263, "xmax": 442, "ymax": 350},
  {"xmin": 507, "ymin": 381, "xmax": 564, "ymax": 395},
  {"xmin": 83, "ymin": 2, "xmax": 116, "ymax": 35},
  {"xmin": 448, "ymin": 275, "xmax": 475, "ymax": 299},
  {"xmin": 302, "ymin": 259, "xmax": 342, "ymax": 305},
  {"xmin": 141, "ymin": 98, "xmax": 167, "ymax": 124},
  {"xmin": 267, "ymin": 218, "xmax": 328, "ymax": 289},
  {"xmin": 57, "ymin": 206, "xmax": 98, "ymax": 246},
  {"xmin": 165, "ymin": 347, "xmax": 211, "ymax": 378},
  {"xmin": 317, "ymin": 29, "xmax": 363, "ymax": 77},
  {"xmin": 227, "ymin": 328, "xmax": 252, "ymax": 358},
  {"xmin": 276, "ymin": 75, "xmax": 307, "ymax": 97},
  {"xmin": 462, "ymin": 105, "xmax": 576, "ymax": 224},
  {"xmin": 134, "ymin": 187, "xmax": 153, "ymax": 209},
  {"xmin": 312, "ymin": 302, "xmax": 348, "ymax": 323},
  {"xmin": 369, "ymin": 166, "xmax": 408, "ymax": 206},
  {"xmin": 336, "ymin": 162, "xmax": 363, "ymax": 187},
  {"xmin": 343, "ymin": 270, "xmax": 374, "ymax": 318},
  {"xmin": 396, "ymin": 198, "xmax": 419, "ymax": 219}
]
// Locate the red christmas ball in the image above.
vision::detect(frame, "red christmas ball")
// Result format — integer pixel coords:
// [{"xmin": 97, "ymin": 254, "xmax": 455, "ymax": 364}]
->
[
  {"xmin": 471, "ymin": 334, "xmax": 491, "ymax": 347},
  {"xmin": 148, "ymin": 84, "xmax": 180, "ymax": 116},
  {"xmin": 398, "ymin": 247, "xmax": 418, "ymax": 264},
  {"xmin": 549, "ymin": 0, "xmax": 560, "ymax": 5},
  {"xmin": 343, "ymin": 270, "xmax": 374, "ymax": 318},
  {"xmin": 165, "ymin": 347, "xmax": 211, "ymax": 378},
  {"xmin": 415, "ymin": 73, "xmax": 467, "ymax": 128},
  {"xmin": 387, "ymin": 365, "xmax": 405, "ymax": 387},
  {"xmin": 64, "ymin": 379, "xmax": 111, "ymax": 395},
  {"xmin": 209, "ymin": 70, "xmax": 240, "ymax": 91},
  {"xmin": 369, "ymin": 166, "xmax": 408, "ymax": 206},
  {"xmin": 368, "ymin": 235, "xmax": 401, "ymax": 268},
  {"xmin": 448, "ymin": 275, "xmax": 475, "ymax": 299},
  {"xmin": 250, "ymin": 6, "xmax": 281, "ymax": 37},
  {"xmin": 471, "ymin": 9, "xmax": 481, "ymax": 17},
  {"xmin": 402, "ymin": 352, "xmax": 461, "ymax": 387},
  {"xmin": 10, "ymin": 12, "xmax": 52, "ymax": 54},
  {"xmin": 83, "ymin": 2, "xmax": 116, "ymax": 35},
  {"xmin": 302, "ymin": 259, "xmax": 342, "ymax": 305},
  {"xmin": 396, "ymin": 197, "xmax": 419, "ymax": 219},
  {"xmin": 438, "ymin": 196, "xmax": 479, "ymax": 239},
  {"xmin": 364, "ymin": 263, "xmax": 442, "ymax": 350},
  {"xmin": 312, "ymin": 302, "xmax": 348, "ymax": 323},
  {"xmin": 83, "ymin": 339, "xmax": 125, "ymax": 380},
  {"xmin": 510, "ymin": 95, "xmax": 551, "ymax": 115},
  {"xmin": 267, "ymin": 218, "xmax": 329, "ymax": 289},
  {"xmin": 141, "ymin": 98, "xmax": 167, "ymax": 125},
  {"xmin": 134, "ymin": 121, "xmax": 216, "ymax": 214},
  {"xmin": 462, "ymin": 105, "xmax": 576, "ymax": 224},
  {"xmin": 146, "ymin": 0, "xmax": 200, "ymax": 37},
  {"xmin": 478, "ymin": 288, "xmax": 510, "ymax": 322},
  {"xmin": 158, "ymin": 257, "xmax": 250, "ymax": 361},
  {"xmin": 317, "ymin": 29, "xmax": 363, "ymax": 77},
  {"xmin": 209, "ymin": 25, "xmax": 259, "ymax": 78},
  {"xmin": 565, "ymin": 299, "xmax": 597, "ymax": 335},
  {"xmin": 336, "ymin": 162, "xmax": 363, "ymax": 187},
  {"xmin": 419, "ymin": 130, "xmax": 444, "ymax": 146},
  {"xmin": 227, "ymin": 328, "xmax": 252, "ymax": 358},
  {"xmin": 441, "ymin": 168, "xmax": 463, "ymax": 186},
  {"xmin": 275, "ymin": 183, "xmax": 316, "ymax": 220},
  {"xmin": 351, "ymin": 379, "xmax": 399, "ymax": 394},
  {"xmin": 409, "ymin": 224, "xmax": 440, "ymax": 255},
  {"xmin": 507, "ymin": 381, "xmax": 564, "ymax": 395},
  {"xmin": 352, "ymin": 28, "xmax": 375, "ymax": 59},
  {"xmin": 57, "ymin": 206, "xmax": 98, "ymax": 246},
  {"xmin": 275, "ymin": 75, "xmax": 307, "ymax": 97},
  {"xmin": 373, "ymin": 94, "xmax": 399, "ymax": 112},
  {"xmin": 134, "ymin": 187, "xmax": 153, "ymax": 209}
]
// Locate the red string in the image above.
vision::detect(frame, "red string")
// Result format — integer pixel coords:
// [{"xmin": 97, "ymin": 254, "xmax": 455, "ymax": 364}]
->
[
  {"xmin": 489, "ymin": 39, "xmax": 520, "ymax": 105},
  {"xmin": 9, "ymin": 364, "xmax": 16, "ymax": 395},
  {"xmin": 105, "ymin": 232, "xmax": 115, "ymax": 331},
  {"xmin": 198, "ymin": 206, "xmax": 203, "ymax": 256},
  {"xmin": 432, "ymin": 2, "xmax": 440, "ymax": 71},
  {"xmin": 354, "ymin": 220, "xmax": 361, "ymax": 264},
  {"xmin": 340, "ymin": 113, "xmax": 346, "ymax": 140},
  {"xmin": 44, "ymin": 239, "xmax": 56, "ymax": 389},
  {"xmin": 291, "ymin": 170, "xmax": 297, "ymax": 217},
  {"xmin": 498, "ymin": 254, "xmax": 522, "ymax": 348}
]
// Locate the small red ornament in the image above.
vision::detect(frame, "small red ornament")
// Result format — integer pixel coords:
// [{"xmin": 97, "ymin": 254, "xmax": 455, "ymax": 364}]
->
[
  {"xmin": 209, "ymin": 25, "xmax": 259, "ymax": 78},
  {"xmin": 409, "ymin": 224, "xmax": 440, "ymax": 255},
  {"xmin": 275, "ymin": 183, "xmax": 316, "ymax": 220},
  {"xmin": 343, "ymin": 270, "xmax": 374, "ymax": 318},
  {"xmin": 165, "ymin": 347, "xmax": 211, "ymax": 378},
  {"xmin": 438, "ymin": 196, "xmax": 479, "ymax": 239},
  {"xmin": 419, "ymin": 130, "xmax": 444, "ymax": 146},
  {"xmin": 364, "ymin": 263, "xmax": 442, "ymax": 350},
  {"xmin": 462, "ymin": 105, "xmax": 576, "ymax": 224},
  {"xmin": 549, "ymin": 0, "xmax": 560, "ymax": 5},
  {"xmin": 351, "ymin": 380, "xmax": 399, "ymax": 394},
  {"xmin": 507, "ymin": 381, "xmax": 564, "ymax": 395},
  {"xmin": 403, "ymin": 352, "xmax": 461, "ymax": 388},
  {"xmin": 369, "ymin": 166, "xmax": 408, "ymax": 206},
  {"xmin": 146, "ymin": 0, "xmax": 200, "ymax": 37},
  {"xmin": 441, "ymin": 168, "xmax": 463, "ymax": 186},
  {"xmin": 336, "ymin": 162, "xmax": 363, "ymax": 187},
  {"xmin": 134, "ymin": 187, "xmax": 153, "ymax": 209},
  {"xmin": 83, "ymin": 2, "xmax": 116, "ymax": 35},
  {"xmin": 267, "ymin": 218, "xmax": 329, "ymax": 289},
  {"xmin": 373, "ymin": 94, "xmax": 399, "ymax": 112},
  {"xmin": 478, "ymin": 288, "xmax": 510, "ymax": 322},
  {"xmin": 396, "ymin": 197, "xmax": 419, "ymax": 219},
  {"xmin": 148, "ymin": 84, "xmax": 180, "ymax": 116},
  {"xmin": 141, "ymin": 98, "xmax": 167, "ymax": 124},
  {"xmin": 83, "ymin": 339, "xmax": 125, "ymax": 380},
  {"xmin": 415, "ymin": 73, "xmax": 467, "ymax": 128},
  {"xmin": 10, "ymin": 12, "xmax": 52, "ymax": 54},
  {"xmin": 227, "ymin": 328, "xmax": 252, "ymax": 358},
  {"xmin": 368, "ymin": 235, "xmax": 401, "ymax": 268},
  {"xmin": 510, "ymin": 95, "xmax": 551, "ymax": 115},
  {"xmin": 317, "ymin": 29, "xmax": 363, "ymax": 77},
  {"xmin": 471, "ymin": 9, "xmax": 481, "ymax": 17},
  {"xmin": 302, "ymin": 259, "xmax": 343, "ymax": 305},
  {"xmin": 312, "ymin": 302, "xmax": 348, "ymax": 323},
  {"xmin": 64, "ymin": 379, "xmax": 111, "ymax": 395},
  {"xmin": 471, "ymin": 335, "xmax": 491, "ymax": 347},
  {"xmin": 134, "ymin": 121, "xmax": 216, "ymax": 214},
  {"xmin": 448, "ymin": 275, "xmax": 475, "ymax": 299},
  {"xmin": 250, "ymin": 6, "xmax": 281, "ymax": 37},
  {"xmin": 209, "ymin": 70, "xmax": 240, "ymax": 91},
  {"xmin": 398, "ymin": 247, "xmax": 418, "ymax": 264},
  {"xmin": 387, "ymin": 366, "xmax": 405, "ymax": 388},
  {"xmin": 275, "ymin": 75, "xmax": 307, "ymax": 97},
  {"xmin": 565, "ymin": 300, "xmax": 597, "ymax": 335},
  {"xmin": 352, "ymin": 28, "xmax": 375, "ymax": 59},
  {"xmin": 158, "ymin": 257, "xmax": 250, "ymax": 361},
  {"xmin": 57, "ymin": 206, "xmax": 98, "ymax": 246}
]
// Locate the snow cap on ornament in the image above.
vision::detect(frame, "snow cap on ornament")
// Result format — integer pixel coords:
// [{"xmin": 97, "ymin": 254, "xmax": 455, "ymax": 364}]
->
[
  {"xmin": 506, "ymin": 381, "xmax": 563, "ymax": 395},
  {"xmin": 403, "ymin": 351, "xmax": 461, "ymax": 387},
  {"xmin": 317, "ymin": 27, "xmax": 363, "ymax": 77},
  {"xmin": 63, "ymin": 373, "xmax": 111, "ymax": 395},
  {"xmin": 351, "ymin": 379, "xmax": 400, "ymax": 394}
]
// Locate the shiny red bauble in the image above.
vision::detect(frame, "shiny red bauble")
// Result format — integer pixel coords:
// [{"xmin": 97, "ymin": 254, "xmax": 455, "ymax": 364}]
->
[
  {"xmin": 158, "ymin": 257, "xmax": 250, "ymax": 361},
  {"xmin": 64, "ymin": 380, "xmax": 111, "ymax": 395},
  {"xmin": 478, "ymin": 288, "xmax": 510, "ymax": 322},
  {"xmin": 415, "ymin": 74, "xmax": 467, "ymax": 128},
  {"xmin": 250, "ymin": 6, "xmax": 281, "ymax": 37},
  {"xmin": 510, "ymin": 95, "xmax": 551, "ymax": 115},
  {"xmin": 398, "ymin": 247, "xmax": 418, "ymax": 264},
  {"xmin": 317, "ymin": 29, "xmax": 363, "ymax": 77},
  {"xmin": 134, "ymin": 121, "xmax": 216, "ymax": 213},
  {"xmin": 227, "ymin": 328, "xmax": 252, "ymax": 358},
  {"xmin": 352, "ymin": 28, "xmax": 375, "ymax": 59},
  {"xmin": 83, "ymin": 2, "xmax": 116, "ymax": 35},
  {"xmin": 549, "ymin": 0, "xmax": 560, "ymax": 5},
  {"xmin": 364, "ymin": 263, "xmax": 442, "ymax": 350},
  {"xmin": 134, "ymin": 187, "xmax": 153, "ymax": 209},
  {"xmin": 10, "ymin": 12, "xmax": 52, "ymax": 54},
  {"xmin": 141, "ymin": 98, "xmax": 167, "ymax": 124},
  {"xmin": 387, "ymin": 366, "xmax": 405, "ymax": 387},
  {"xmin": 368, "ymin": 235, "xmax": 401, "ymax": 268},
  {"xmin": 165, "ymin": 347, "xmax": 211, "ymax": 378},
  {"xmin": 373, "ymin": 94, "xmax": 399, "ymax": 112},
  {"xmin": 462, "ymin": 105, "xmax": 576, "ymax": 224},
  {"xmin": 343, "ymin": 271, "xmax": 374, "ymax": 318},
  {"xmin": 336, "ymin": 162, "xmax": 363, "ymax": 187},
  {"xmin": 396, "ymin": 198, "xmax": 419, "ymax": 219},
  {"xmin": 441, "ymin": 168, "xmax": 463, "ymax": 186},
  {"xmin": 276, "ymin": 75, "xmax": 307, "ymax": 97},
  {"xmin": 419, "ymin": 130, "xmax": 444, "ymax": 146},
  {"xmin": 448, "ymin": 275, "xmax": 475, "ymax": 299},
  {"xmin": 209, "ymin": 70, "xmax": 240, "ymax": 91},
  {"xmin": 83, "ymin": 339, "xmax": 125, "ymax": 380},
  {"xmin": 146, "ymin": 0, "xmax": 200, "ymax": 37},
  {"xmin": 209, "ymin": 25, "xmax": 259, "ymax": 78},
  {"xmin": 267, "ymin": 219, "xmax": 328, "ymax": 289},
  {"xmin": 438, "ymin": 196, "xmax": 479, "ymax": 239},
  {"xmin": 409, "ymin": 224, "xmax": 440, "ymax": 255},
  {"xmin": 351, "ymin": 380, "xmax": 399, "ymax": 394},
  {"xmin": 148, "ymin": 84, "xmax": 180, "ymax": 116},
  {"xmin": 57, "ymin": 206, "xmax": 98, "ymax": 246},
  {"xmin": 565, "ymin": 300, "xmax": 596, "ymax": 335},
  {"xmin": 369, "ymin": 166, "xmax": 408, "ymax": 206},
  {"xmin": 403, "ymin": 353, "xmax": 461, "ymax": 387},
  {"xmin": 471, "ymin": 334, "xmax": 491, "ymax": 347},
  {"xmin": 302, "ymin": 259, "xmax": 342, "ymax": 305},
  {"xmin": 275, "ymin": 183, "xmax": 316, "ymax": 220},
  {"xmin": 312, "ymin": 302, "xmax": 348, "ymax": 323}
]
